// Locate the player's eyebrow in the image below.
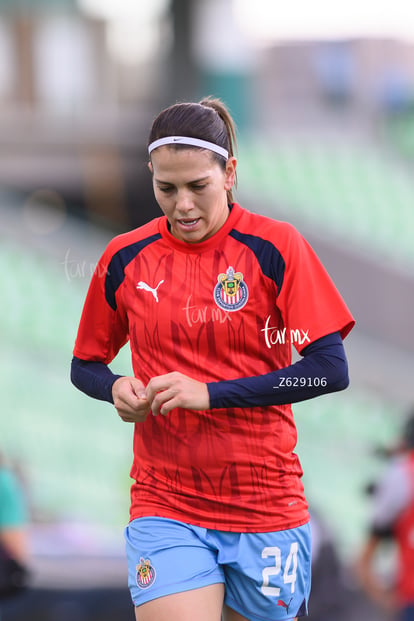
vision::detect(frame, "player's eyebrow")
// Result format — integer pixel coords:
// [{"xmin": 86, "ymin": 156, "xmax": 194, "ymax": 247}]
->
[{"xmin": 154, "ymin": 175, "xmax": 210, "ymax": 185}]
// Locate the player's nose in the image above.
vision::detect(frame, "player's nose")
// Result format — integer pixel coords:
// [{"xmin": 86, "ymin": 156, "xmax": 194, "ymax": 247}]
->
[{"xmin": 175, "ymin": 189, "xmax": 194, "ymax": 214}]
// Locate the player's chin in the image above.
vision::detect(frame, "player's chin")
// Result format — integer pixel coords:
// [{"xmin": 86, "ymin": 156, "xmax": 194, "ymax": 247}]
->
[
  {"xmin": 175, "ymin": 225, "xmax": 215, "ymax": 244},
  {"xmin": 173, "ymin": 219, "xmax": 203, "ymax": 241}
]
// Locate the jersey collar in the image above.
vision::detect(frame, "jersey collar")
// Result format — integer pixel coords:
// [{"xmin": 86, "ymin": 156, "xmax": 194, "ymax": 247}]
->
[{"xmin": 158, "ymin": 203, "xmax": 242, "ymax": 253}]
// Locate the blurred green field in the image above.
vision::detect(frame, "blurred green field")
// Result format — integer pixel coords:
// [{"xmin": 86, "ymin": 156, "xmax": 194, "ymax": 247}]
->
[
  {"xmin": 238, "ymin": 138, "xmax": 414, "ymax": 270},
  {"xmin": 1, "ymin": 237, "xmax": 134, "ymax": 527}
]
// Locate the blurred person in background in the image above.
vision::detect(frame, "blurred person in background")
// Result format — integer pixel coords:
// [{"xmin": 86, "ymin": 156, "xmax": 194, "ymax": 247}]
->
[
  {"xmin": 0, "ymin": 451, "xmax": 30, "ymax": 611},
  {"xmin": 357, "ymin": 410, "xmax": 414, "ymax": 621},
  {"xmin": 307, "ymin": 510, "xmax": 348, "ymax": 621},
  {"xmin": 71, "ymin": 97, "xmax": 355, "ymax": 621}
]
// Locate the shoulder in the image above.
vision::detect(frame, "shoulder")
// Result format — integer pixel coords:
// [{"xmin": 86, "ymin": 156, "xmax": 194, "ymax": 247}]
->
[
  {"xmin": 373, "ymin": 456, "xmax": 411, "ymax": 512},
  {"xmin": 103, "ymin": 218, "xmax": 163, "ymax": 260},
  {"xmin": 231, "ymin": 203, "xmax": 308, "ymax": 265},
  {"xmin": 0, "ymin": 467, "xmax": 26, "ymax": 524},
  {"xmin": 233, "ymin": 203, "xmax": 302, "ymax": 245},
  {"xmin": 0, "ymin": 467, "xmax": 22, "ymax": 496},
  {"xmin": 0, "ymin": 466, "xmax": 16, "ymax": 489},
  {"xmin": 385, "ymin": 455, "xmax": 411, "ymax": 483}
]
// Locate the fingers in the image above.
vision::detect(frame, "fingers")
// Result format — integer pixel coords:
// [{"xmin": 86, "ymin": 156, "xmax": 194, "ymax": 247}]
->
[
  {"xmin": 112, "ymin": 373, "xmax": 210, "ymax": 420},
  {"xmin": 112, "ymin": 377, "xmax": 150, "ymax": 423},
  {"xmin": 145, "ymin": 372, "xmax": 210, "ymax": 416},
  {"xmin": 151, "ymin": 388, "xmax": 180, "ymax": 417},
  {"xmin": 145, "ymin": 373, "xmax": 178, "ymax": 416}
]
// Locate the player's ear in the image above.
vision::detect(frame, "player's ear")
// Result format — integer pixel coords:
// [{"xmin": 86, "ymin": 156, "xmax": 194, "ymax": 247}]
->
[
  {"xmin": 224, "ymin": 156, "xmax": 237, "ymax": 191},
  {"xmin": 148, "ymin": 161, "xmax": 153, "ymax": 174}
]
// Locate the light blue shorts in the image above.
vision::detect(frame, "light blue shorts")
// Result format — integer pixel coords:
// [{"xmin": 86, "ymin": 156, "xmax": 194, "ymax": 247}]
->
[{"xmin": 124, "ymin": 517, "xmax": 311, "ymax": 621}]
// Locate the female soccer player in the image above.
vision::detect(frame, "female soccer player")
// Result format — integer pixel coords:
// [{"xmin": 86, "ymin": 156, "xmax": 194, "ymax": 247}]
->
[{"xmin": 71, "ymin": 97, "xmax": 355, "ymax": 621}]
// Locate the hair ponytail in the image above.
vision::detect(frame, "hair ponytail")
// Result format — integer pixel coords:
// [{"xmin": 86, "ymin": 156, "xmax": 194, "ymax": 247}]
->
[{"xmin": 198, "ymin": 97, "xmax": 237, "ymax": 161}]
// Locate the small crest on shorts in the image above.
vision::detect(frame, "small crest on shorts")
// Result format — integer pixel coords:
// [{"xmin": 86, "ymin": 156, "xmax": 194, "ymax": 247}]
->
[
  {"xmin": 136, "ymin": 557, "xmax": 156, "ymax": 589},
  {"xmin": 213, "ymin": 266, "xmax": 248, "ymax": 312}
]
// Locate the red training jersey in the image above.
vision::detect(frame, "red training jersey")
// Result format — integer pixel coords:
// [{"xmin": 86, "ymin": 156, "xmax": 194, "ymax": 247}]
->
[
  {"xmin": 394, "ymin": 452, "xmax": 414, "ymax": 604},
  {"xmin": 73, "ymin": 203, "xmax": 355, "ymax": 532}
]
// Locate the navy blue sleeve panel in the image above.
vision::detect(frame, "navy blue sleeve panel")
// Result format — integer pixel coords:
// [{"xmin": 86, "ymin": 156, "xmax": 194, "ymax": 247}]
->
[
  {"xmin": 105, "ymin": 233, "xmax": 162, "ymax": 311},
  {"xmin": 72, "ymin": 334, "xmax": 347, "ymax": 408},
  {"xmin": 71, "ymin": 356, "xmax": 123, "ymax": 404},
  {"xmin": 229, "ymin": 229, "xmax": 286, "ymax": 291},
  {"xmin": 207, "ymin": 332, "xmax": 349, "ymax": 409}
]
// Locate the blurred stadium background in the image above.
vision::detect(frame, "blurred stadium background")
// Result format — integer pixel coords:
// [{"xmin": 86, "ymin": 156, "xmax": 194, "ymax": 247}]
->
[{"xmin": 1, "ymin": 0, "xmax": 414, "ymax": 618}]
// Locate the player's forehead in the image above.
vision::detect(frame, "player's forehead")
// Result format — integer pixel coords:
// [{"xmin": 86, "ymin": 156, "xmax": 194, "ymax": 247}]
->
[{"xmin": 151, "ymin": 145, "xmax": 220, "ymax": 183}]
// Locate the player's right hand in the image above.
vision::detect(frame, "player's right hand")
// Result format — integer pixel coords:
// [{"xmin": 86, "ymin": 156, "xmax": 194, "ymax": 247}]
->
[{"xmin": 112, "ymin": 376, "xmax": 151, "ymax": 423}]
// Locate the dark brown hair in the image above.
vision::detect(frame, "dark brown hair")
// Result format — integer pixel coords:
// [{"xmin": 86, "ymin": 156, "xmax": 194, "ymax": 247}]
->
[{"xmin": 148, "ymin": 96, "xmax": 237, "ymax": 202}]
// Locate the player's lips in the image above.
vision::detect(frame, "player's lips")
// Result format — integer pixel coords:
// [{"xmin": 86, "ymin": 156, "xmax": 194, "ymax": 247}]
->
[{"xmin": 177, "ymin": 218, "xmax": 200, "ymax": 227}]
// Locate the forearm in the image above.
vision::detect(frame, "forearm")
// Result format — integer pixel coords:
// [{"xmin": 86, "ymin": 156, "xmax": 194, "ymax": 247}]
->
[
  {"xmin": 70, "ymin": 356, "xmax": 123, "ymax": 403},
  {"xmin": 356, "ymin": 536, "xmax": 393, "ymax": 607},
  {"xmin": 207, "ymin": 332, "xmax": 349, "ymax": 409}
]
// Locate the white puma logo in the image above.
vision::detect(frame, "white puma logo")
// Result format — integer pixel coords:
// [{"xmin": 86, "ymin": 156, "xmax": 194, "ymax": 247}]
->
[{"xmin": 136, "ymin": 279, "xmax": 164, "ymax": 302}]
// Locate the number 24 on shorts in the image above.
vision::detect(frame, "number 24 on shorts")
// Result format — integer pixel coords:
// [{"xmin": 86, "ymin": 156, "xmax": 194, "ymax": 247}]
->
[{"xmin": 261, "ymin": 542, "xmax": 298, "ymax": 596}]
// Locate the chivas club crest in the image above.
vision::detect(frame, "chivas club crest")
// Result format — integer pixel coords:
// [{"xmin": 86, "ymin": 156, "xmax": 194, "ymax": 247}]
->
[
  {"xmin": 136, "ymin": 557, "xmax": 156, "ymax": 589},
  {"xmin": 214, "ymin": 266, "xmax": 249, "ymax": 312}
]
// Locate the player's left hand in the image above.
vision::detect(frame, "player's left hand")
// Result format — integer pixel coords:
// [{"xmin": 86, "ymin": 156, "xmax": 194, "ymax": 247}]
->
[{"xmin": 145, "ymin": 372, "xmax": 210, "ymax": 416}]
